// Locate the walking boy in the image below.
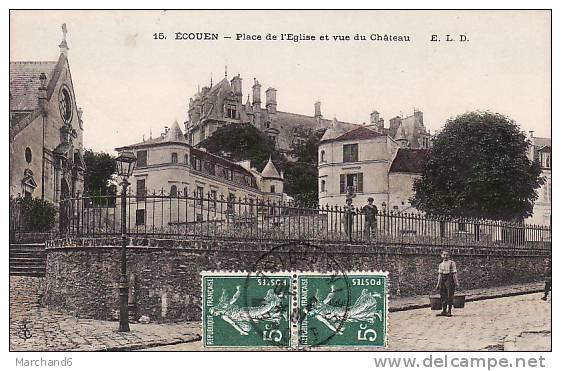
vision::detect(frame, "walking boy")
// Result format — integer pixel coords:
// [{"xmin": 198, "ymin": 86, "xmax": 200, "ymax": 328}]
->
[
  {"xmin": 362, "ymin": 197, "xmax": 378, "ymax": 241},
  {"xmin": 435, "ymin": 250, "xmax": 459, "ymax": 317}
]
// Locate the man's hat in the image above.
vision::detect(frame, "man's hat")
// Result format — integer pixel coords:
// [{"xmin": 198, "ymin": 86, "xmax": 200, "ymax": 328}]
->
[{"xmin": 367, "ymin": 197, "xmax": 374, "ymax": 202}]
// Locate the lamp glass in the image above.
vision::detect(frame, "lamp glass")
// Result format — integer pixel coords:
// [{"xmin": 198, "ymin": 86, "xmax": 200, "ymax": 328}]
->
[{"xmin": 116, "ymin": 151, "xmax": 137, "ymax": 178}]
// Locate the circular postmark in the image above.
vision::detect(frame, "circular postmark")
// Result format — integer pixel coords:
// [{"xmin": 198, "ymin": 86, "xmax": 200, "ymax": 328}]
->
[{"xmin": 242, "ymin": 242, "xmax": 352, "ymax": 348}]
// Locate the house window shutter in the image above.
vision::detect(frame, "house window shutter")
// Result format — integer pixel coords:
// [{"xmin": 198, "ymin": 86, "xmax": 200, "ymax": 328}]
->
[
  {"xmin": 340, "ymin": 174, "xmax": 346, "ymax": 194},
  {"xmin": 357, "ymin": 173, "xmax": 363, "ymax": 192}
]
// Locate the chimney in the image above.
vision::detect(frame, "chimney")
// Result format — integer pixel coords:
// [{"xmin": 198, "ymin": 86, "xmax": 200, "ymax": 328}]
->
[
  {"xmin": 265, "ymin": 87, "xmax": 277, "ymax": 114},
  {"xmin": 252, "ymin": 79, "xmax": 261, "ymax": 112},
  {"xmin": 314, "ymin": 101, "xmax": 322, "ymax": 118},
  {"xmin": 370, "ymin": 110, "xmax": 380, "ymax": 125},
  {"xmin": 231, "ymin": 74, "xmax": 243, "ymax": 98}
]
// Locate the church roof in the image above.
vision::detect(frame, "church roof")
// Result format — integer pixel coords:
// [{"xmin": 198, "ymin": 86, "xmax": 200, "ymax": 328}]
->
[
  {"xmin": 261, "ymin": 157, "xmax": 282, "ymax": 179},
  {"xmin": 10, "ymin": 61, "xmax": 57, "ymax": 112},
  {"xmin": 389, "ymin": 148, "xmax": 430, "ymax": 174}
]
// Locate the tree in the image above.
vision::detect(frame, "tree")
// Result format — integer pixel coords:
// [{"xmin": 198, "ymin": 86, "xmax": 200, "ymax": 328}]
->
[
  {"xmin": 411, "ymin": 111, "xmax": 543, "ymax": 221},
  {"xmin": 200, "ymin": 123, "xmax": 325, "ymax": 206},
  {"xmin": 284, "ymin": 129, "xmax": 326, "ymax": 206},
  {"xmin": 83, "ymin": 149, "xmax": 117, "ymax": 197},
  {"xmin": 200, "ymin": 123, "xmax": 286, "ymax": 171}
]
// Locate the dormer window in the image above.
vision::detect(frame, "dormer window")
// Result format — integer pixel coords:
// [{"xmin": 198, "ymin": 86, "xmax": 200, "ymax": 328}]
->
[{"xmin": 226, "ymin": 104, "xmax": 237, "ymax": 119}]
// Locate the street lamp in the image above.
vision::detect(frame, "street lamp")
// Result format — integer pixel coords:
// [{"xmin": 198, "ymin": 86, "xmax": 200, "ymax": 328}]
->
[{"xmin": 115, "ymin": 151, "xmax": 137, "ymax": 332}]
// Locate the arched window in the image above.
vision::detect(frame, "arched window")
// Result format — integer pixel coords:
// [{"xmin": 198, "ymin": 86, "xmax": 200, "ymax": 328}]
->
[
  {"xmin": 320, "ymin": 179, "xmax": 326, "ymax": 192},
  {"xmin": 171, "ymin": 152, "xmax": 178, "ymax": 164},
  {"xmin": 170, "ymin": 185, "xmax": 178, "ymax": 197},
  {"xmin": 320, "ymin": 150, "xmax": 326, "ymax": 163}
]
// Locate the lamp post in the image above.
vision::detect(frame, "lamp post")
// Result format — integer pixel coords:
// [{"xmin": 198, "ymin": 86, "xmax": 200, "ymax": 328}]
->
[{"xmin": 115, "ymin": 151, "xmax": 137, "ymax": 332}]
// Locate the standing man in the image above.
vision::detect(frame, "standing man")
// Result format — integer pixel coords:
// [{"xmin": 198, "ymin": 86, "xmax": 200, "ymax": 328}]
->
[
  {"xmin": 435, "ymin": 250, "xmax": 459, "ymax": 317},
  {"xmin": 343, "ymin": 198, "xmax": 355, "ymax": 242},
  {"xmin": 542, "ymin": 258, "xmax": 552, "ymax": 301},
  {"xmin": 362, "ymin": 197, "xmax": 378, "ymax": 242}
]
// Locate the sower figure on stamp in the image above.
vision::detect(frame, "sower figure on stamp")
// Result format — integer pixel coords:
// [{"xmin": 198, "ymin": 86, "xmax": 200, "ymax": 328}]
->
[
  {"xmin": 435, "ymin": 250, "xmax": 459, "ymax": 317},
  {"xmin": 542, "ymin": 258, "xmax": 551, "ymax": 301},
  {"xmin": 362, "ymin": 197, "xmax": 378, "ymax": 242}
]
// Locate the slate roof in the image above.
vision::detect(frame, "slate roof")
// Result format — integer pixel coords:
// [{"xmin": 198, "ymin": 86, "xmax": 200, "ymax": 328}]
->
[
  {"xmin": 261, "ymin": 157, "xmax": 282, "ymax": 179},
  {"xmin": 389, "ymin": 148, "xmax": 430, "ymax": 174},
  {"xmin": 331, "ymin": 126, "xmax": 384, "ymax": 142},
  {"xmin": 10, "ymin": 61, "xmax": 57, "ymax": 112}
]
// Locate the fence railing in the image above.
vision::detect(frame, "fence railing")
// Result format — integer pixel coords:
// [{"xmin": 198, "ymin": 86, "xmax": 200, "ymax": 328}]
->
[{"xmin": 52, "ymin": 191, "xmax": 552, "ymax": 249}]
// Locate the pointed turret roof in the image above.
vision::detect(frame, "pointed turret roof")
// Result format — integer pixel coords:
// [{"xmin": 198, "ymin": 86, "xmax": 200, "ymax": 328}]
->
[
  {"xmin": 165, "ymin": 120, "xmax": 184, "ymax": 141},
  {"xmin": 261, "ymin": 156, "xmax": 282, "ymax": 179}
]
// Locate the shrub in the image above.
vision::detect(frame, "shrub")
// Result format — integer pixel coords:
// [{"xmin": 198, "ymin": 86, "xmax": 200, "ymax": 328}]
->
[{"xmin": 18, "ymin": 197, "xmax": 58, "ymax": 232}]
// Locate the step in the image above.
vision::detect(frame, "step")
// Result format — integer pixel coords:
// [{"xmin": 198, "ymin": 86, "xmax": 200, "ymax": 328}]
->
[
  {"xmin": 9, "ymin": 271, "xmax": 46, "ymax": 277},
  {"xmin": 9, "ymin": 267, "xmax": 46, "ymax": 272}
]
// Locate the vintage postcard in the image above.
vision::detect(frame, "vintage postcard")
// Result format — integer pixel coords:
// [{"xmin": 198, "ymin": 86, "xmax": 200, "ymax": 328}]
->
[{"xmin": 7, "ymin": 7, "xmax": 552, "ymax": 367}]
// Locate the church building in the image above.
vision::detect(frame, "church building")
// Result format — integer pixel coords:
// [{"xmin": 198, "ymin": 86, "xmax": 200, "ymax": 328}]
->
[{"xmin": 9, "ymin": 25, "xmax": 85, "ymax": 203}]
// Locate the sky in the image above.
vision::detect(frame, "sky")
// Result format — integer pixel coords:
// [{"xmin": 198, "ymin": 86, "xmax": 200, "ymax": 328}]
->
[{"xmin": 10, "ymin": 10, "xmax": 551, "ymax": 154}]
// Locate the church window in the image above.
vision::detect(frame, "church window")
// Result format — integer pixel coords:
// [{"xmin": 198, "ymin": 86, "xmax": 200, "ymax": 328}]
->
[
  {"xmin": 184, "ymin": 154, "xmax": 189, "ymax": 165},
  {"xmin": 226, "ymin": 104, "xmax": 237, "ymax": 119},
  {"xmin": 270, "ymin": 185, "xmax": 276, "ymax": 193},
  {"xmin": 343, "ymin": 144, "xmax": 359, "ymax": 162},
  {"xmin": 171, "ymin": 152, "xmax": 178, "ymax": 164},
  {"xmin": 170, "ymin": 185, "xmax": 178, "ymax": 197},
  {"xmin": 25, "ymin": 147, "xmax": 32, "ymax": 164},
  {"xmin": 320, "ymin": 150, "xmax": 326, "ymax": 163},
  {"xmin": 320, "ymin": 179, "xmax": 326, "ymax": 192},
  {"xmin": 184, "ymin": 186, "xmax": 188, "ymax": 197},
  {"xmin": 137, "ymin": 150, "xmax": 148, "ymax": 167}
]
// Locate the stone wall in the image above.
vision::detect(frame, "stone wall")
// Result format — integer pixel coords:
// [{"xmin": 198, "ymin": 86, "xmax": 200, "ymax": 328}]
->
[{"xmin": 44, "ymin": 237, "xmax": 549, "ymax": 322}]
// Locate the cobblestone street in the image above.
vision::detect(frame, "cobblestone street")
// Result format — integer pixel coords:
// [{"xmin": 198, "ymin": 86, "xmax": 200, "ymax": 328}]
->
[
  {"xmin": 10, "ymin": 276, "xmax": 550, "ymax": 351},
  {"xmin": 10, "ymin": 277, "xmax": 200, "ymax": 351}
]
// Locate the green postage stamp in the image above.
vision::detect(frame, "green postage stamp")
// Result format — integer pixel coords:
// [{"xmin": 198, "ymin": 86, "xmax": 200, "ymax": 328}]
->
[{"xmin": 202, "ymin": 271, "xmax": 388, "ymax": 349}]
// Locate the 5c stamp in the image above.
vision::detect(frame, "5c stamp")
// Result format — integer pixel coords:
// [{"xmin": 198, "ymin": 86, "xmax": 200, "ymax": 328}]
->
[{"xmin": 202, "ymin": 271, "xmax": 387, "ymax": 349}]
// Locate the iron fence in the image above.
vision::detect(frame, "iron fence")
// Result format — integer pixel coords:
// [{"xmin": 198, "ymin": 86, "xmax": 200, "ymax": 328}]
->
[{"xmin": 54, "ymin": 191, "xmax": 552, "ymax": 249}]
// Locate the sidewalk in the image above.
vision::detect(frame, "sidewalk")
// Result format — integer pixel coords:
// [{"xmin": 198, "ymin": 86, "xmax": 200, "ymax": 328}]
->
[
  {"xmin": 390, "ymin": 282, "xmax": 544, "ymax": 312},
  {"xmin": 9, "ymin": 276, "xmax": 544, "ymax": 351}
]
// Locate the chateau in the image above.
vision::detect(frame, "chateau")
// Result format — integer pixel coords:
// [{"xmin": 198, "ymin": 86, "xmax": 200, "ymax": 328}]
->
[
  {"xmin": 184, "ymin": 71, "xmax": 357, "ymax": 157},
  {"xmin": 9, "ymin": 25, "xmax": 85, "ymax": 203}
]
